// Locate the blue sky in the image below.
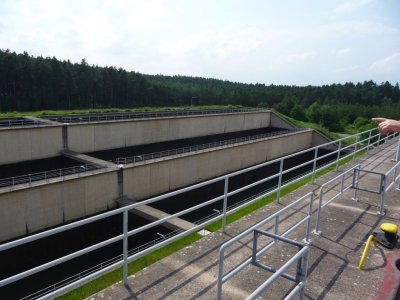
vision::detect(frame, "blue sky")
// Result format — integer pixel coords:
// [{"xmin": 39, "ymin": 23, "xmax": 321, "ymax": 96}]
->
[{"xmin": 0, "ymin": 0, "xmax": 399, "ymax": 85}]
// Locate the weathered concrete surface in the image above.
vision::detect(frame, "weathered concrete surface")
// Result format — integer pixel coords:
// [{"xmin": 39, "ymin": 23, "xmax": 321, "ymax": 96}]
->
[
  {"xmin": 0, "ymin": 169, "xmax": 119, "ymax": 242},
  {"xmin": 123, "ymin": 130, "xmax": 314, "ymax": 200},
  {"xmin": 88, "ymin": 138, "xmax": 400, "ymax": 300},
  {"xmin": 61, "ymin": 149, "xmax": 116, "ymax": 167},
  {"xmin": 0, "ymin": 125, "xmax": 63, "ymax": 165},
  {"xmin": 116, "ymin": 197, "xmax": 196, "ymax": 232},
  {"xmin": 67, "ymin": 111, "xmax": 271, "ymax": 153}
]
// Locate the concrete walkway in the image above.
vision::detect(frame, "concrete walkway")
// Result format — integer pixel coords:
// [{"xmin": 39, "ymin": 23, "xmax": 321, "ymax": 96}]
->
[{"xmin": 88, "ymin": 139, "xmax": 400, "ymax": 300}]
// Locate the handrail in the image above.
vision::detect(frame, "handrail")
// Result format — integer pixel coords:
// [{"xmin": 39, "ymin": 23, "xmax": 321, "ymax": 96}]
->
[
  {"xmin": 217, "ymin": 131, "xmax": 399, "ymax": 298},
  {"xmin": 0, "ymin": 126, "xmax": 397, "ymax": 299},
  {"xmin": 0, "ymin": 163, "xmax": 104, "ymax": 190},
  {"xmin": 116, "ymin": 128, "xmax": 303, "ymax": 164}
]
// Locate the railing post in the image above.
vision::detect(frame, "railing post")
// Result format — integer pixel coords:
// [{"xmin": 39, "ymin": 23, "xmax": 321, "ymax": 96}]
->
[
  {"xmin": 353, "ymin": 136, "xmax": 359, "ymax": 161},
  {"xmin": 311, "ymin": 148, "xmax": 318, "ymax": 183},
  {"xmin": 277, "ymin": 159, "xmax": 284, "ymax": 204},
  {"xmin": 217, "ymin": 250, "xmax": 225, "ymax": 300},
  {"xmin": 299, "ymin": 249, "xmax": 309, "ymax": 300},
  {"xmin": 303, "ymin": 193, "xmax": 314, "ymax": 244},
  {"xmin": 366, "ymin": 130, "xmax": 372, "ymax": 154},
  {"xmin": 123, "ymin": 210, "xmax": 129, "ymax": 286},
  {"xmin": 378, "ymin": 176, "xmax": 386, "ymax": 216},
  {"xmin": 274, "ymin": 215, "xmax": 279, "ymax": 242},
  {"xmin": 335, "ymin": 140, "xmax": 342, "ymax": 170},
  {"xmin": 352, "ymin": 169, "xmax": 359, "ymax": 202},
  {"xmin": 222, "ymin": 178, "xmax": 229, "ymax": 233},
  {"xmin": 313, "ymin": 187, "xmax": 324, "ymax": 235}
]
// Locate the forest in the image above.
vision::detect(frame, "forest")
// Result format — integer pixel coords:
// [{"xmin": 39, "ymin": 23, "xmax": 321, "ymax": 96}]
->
[{"xmin": 1, "ymin": 49, "xmax": 399, "ymax": 132}]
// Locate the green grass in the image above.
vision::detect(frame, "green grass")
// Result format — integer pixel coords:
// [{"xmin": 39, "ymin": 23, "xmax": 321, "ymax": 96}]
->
[
  {"xmin": 57, "ymin": 233, "xmax": 202, "ymax": 300},
  {"xmin": 0, "ymin": 105, "xmax": 245, "ymax": 118}
]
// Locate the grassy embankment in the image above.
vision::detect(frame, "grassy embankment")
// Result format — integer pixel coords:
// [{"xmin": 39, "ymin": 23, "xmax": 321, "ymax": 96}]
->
[
  {"xmin": 54, "ymin": 108, "xmax": 363, "ymax": 299},
  {"xmin": 0, "ymin": 105, "xmax": 245, "ymax": 118}
]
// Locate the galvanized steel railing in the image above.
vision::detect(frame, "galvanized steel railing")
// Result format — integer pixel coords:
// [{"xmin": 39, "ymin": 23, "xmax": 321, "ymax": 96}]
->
[
  {"xmin": 217, "ymin": 131, "xmax": 399, "ymax": 299},
  {"xmin": 0, "ymin": 164, "xmax": 103, "ymax": 190},
  {"xmin": 0, "ymin": 119, "xmax": 44, "ymax": 128},
  {"xmin": 0, "ymin": 127, "xmax": 397, "ymax": 299},
  {"xmin": 217, "ymin": 191, "xmax": 314, "ymax": 299},
  {"xmin": 115, "ymin": 128, "xmax": 303, "ymax": 164}
]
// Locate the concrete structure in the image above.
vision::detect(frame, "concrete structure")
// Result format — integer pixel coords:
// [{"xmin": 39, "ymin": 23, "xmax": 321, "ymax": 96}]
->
[
  {"xmin": 0, "ymin": 169, "xmax": 119, "ymax": 242},
  {"xmin": 123, "ymin": 130, "xmax": 314, "ymax": 200},
  {"xmin": 0, "ymin": 110, "xmax": 273, "ymax": 165},
  {"xmin": 90, "ymin": 135, "xmax": 400, "ymax": 300},
  {"xmin": 0, "ymin": 110, "xmax": 334, "ymax": 243}
]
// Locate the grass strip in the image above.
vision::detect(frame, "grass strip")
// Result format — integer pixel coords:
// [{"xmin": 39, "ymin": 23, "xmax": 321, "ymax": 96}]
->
[
  {"xmin": 57, "ymin": 233, "xmax": 202, "ymax": 300},
  {"xmin": 0, "ymin": 105, "xmax": 245, "ymax": 118},
  {"xmin": 205, "ymin": 151, "xmax": 365, "ymax": 232}
]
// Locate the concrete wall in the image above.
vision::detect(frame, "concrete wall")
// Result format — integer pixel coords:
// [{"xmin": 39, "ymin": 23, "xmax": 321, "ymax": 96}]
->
[
  {"xmin": 0, "ymin": 126, "xmax": 63, "ymax": 165},
  {"xmin": 67, "ymin": 111, "xmax": 271, "ymax": 153},
  {"xmin": 270, "ymin": 113, "xmax": 296, "ymax": 130},
  {"xmin": 123, "ymin": 130, "xmax": 313, "ymax": 200},
  {"xmin": 312, "ymin": 131, "xmax": 337, "ymax": 151},
  {"xmin": 0, "ymin": 171, "xmax": 119, "ymax": 242},
  {"xmin": 0, "ymin": 111, "xmax": 273, "ymax": 164}
]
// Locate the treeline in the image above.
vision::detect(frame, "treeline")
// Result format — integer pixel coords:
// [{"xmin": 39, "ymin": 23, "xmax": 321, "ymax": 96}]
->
[{"xmin": 1, "ymin": 49, "xmax": 399, "ymax": 130}]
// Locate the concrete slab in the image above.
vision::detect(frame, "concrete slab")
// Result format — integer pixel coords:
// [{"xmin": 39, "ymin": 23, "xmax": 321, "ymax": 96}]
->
[
  {"xmin": 88, "ymin": 139, "xmax": 400, "ymax": 300},
  {"xmin": 116, "ymin": 197, "xmax": 196, "ymax": 232},
  {"xmin": 62, "ymin": 149, "xmax": 116, "ymax": 168}
]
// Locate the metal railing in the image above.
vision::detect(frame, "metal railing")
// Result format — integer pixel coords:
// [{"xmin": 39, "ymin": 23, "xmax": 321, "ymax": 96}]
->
[
  {"xmin": 350, "ymin": 159, "xmax": 400, "ymax": 217},
  {"xmin": 217, "ymin": 131, "xmax": 399, "ymax": 298},
  {"xmin": 217, "ymin": 192, "xmax": 314, "ymax": 299},
  {"xmin": 43, "ymin": 108, "xmax": 266, "ymax": 124},
  {"xmin": 115, "ymin": 128, "xmax": 303, "ymax": 164},
  {"xmin": 250, "ymin": 230, "xmax": 309, "ymax": 300},
  {"xmin": 0, "ymin": 127, "xmax": 397, "ymax": 299},
  {"xmin": 0, "ymin": 164, "xmax": 103, "ymax": 189},
  {"xmin": 0, "ymin": 119, "xmax": 45, "ymax": 128}
]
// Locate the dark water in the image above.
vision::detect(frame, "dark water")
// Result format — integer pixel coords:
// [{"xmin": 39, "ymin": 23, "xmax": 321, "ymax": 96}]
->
[{"xmin": 0, "ymin": 147, "xmax": 341, "ymax": 299}]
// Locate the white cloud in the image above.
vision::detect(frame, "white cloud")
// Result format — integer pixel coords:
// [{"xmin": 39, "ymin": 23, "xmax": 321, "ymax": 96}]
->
[
  {"xmin": 158, "ymin": 24, "xmax": 265, "ymax": 56},
  {"xmin": 331, "ymin": 48, "xmax": 351, "ymax": 56},
  {"xmin": 333, "ymin": 65, "xmax": 360, "ymax": 73},
  {"xmin": 334, "ymin": 0, "xmax": 375, "ymax": 14},
  {"xmin": 276, "ymin": 51, "xmax": 317, "ymax": 64},
  {"xmin": 369, "ymin": 53, "xmax": 400, "ymax": 73}
]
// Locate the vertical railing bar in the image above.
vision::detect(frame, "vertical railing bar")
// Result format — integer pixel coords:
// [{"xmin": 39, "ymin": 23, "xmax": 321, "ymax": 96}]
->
[
  {"xmin": 336, "ymin": 140, "xmax": 342, "ymax": 170},
  {"xmin": 277, "ymin": 159, "xmax": 284, "ymax": 203},
  {"xmin": 123, "ymin": 210, "xmax": 128, "ymax": 286},
  {"xmin": 311, "ymin": 148, "xmax": 318, "ymax": 183},
  {"xmin": 222, "ymin": 178, "xmax": 229, "ymax": 233}
]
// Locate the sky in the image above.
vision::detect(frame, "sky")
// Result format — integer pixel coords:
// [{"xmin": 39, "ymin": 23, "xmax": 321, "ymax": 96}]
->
[{"xmin": 0, "ymin": 0, "xmax": 399, "ymax": 86}]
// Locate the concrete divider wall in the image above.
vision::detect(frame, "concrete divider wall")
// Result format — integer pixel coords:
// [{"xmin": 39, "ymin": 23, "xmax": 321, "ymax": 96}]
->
[
  {"xmin": 123, "ymin": 131, "xmax": 313, "ymax": 200},
  {"xmin": 0, "ymin": 171, "xmax": 119, "ymax": 242},
  {"xmin": 0, "ymin": 126, "xmax": 63, "ymax": 165},
  {"xmin": 67, "ymin": 112, "xmax": 271, "ymax": 153}
]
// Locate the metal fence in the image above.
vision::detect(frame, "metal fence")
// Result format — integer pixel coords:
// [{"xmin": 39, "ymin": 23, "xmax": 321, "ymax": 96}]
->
[
  {"xmin": 217, "ymin": 191, "xmax": 314, "ymax": 299},
  {"xmin": 43, "ymin": 108, "xmax": 266, "ymax": 124},
  {"xmin": 0, "ymin": 164, "xmax": 103, "ymax": 189},
  {"xmin": 217, "ymin": 132, "xmax": 400, "ymax": 298},
  {"xmin": 115, "ymin": 128, "xmax": 303, "ymax": 164},
  {"xmin": 0, "ymin": 119, "xmax": 45, "ymax": 128},
  {"xmin": 0, "ymin": 127, "xmax": 397, "ymax": 299}
]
